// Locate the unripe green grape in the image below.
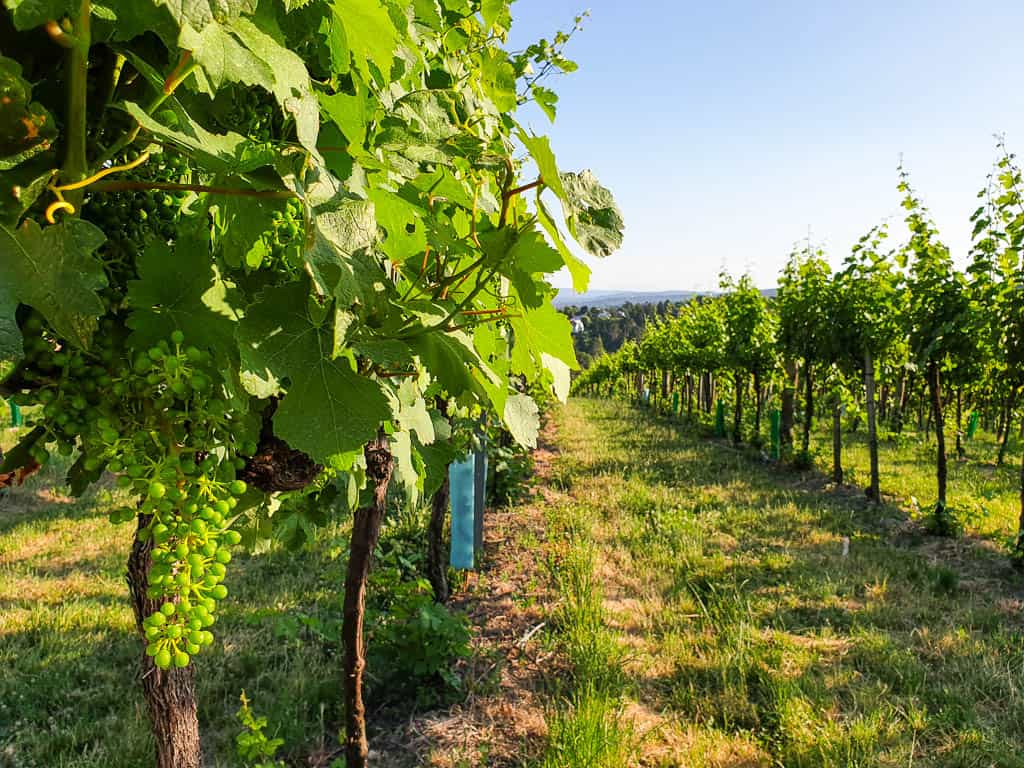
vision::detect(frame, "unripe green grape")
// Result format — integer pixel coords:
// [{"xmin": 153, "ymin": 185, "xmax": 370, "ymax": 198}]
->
[
  {"xmin": 173, "ymin": 650, "xmax": 190, "ymax": 668},
  {"xmin": 160, "ymin": 602, "xmax": 176, "ymax": 617},
  {"xmin": 185, "ymin": 346, "xmax": 202, "ymax": 363},
  {"xmin": 214, "ymin": 500, "xmax": 230, "ymax": 516},
  {"xmin": 146, "ymin": 641, "xmax": 160, "ymax": 657},
  {"xmin": 154, "ymin": 649, "xmax": 172, "ymax": 669},
  {"xmin": 215, "ymin": 548, "xmax": 231, "ymax": 565},
  {"xmin": 209, "ymin": 563, "xmax": 226, "ymax": 580},
  {"xmin": 166, "ymin": 624, "xmax": 182, "ymax": 640},
  {"xmin": 148, "ymin": 482, "xmax": 166, "ymax": 500},
  {"xmin": 211, "ymin": 585, "xmax": 228, "ymax": 600},
  {"xmin": 151, "ymin": 610, "xmax": 168, "ymax": 625},
  {"xmin": 171, "ymin": 330, "xmax": 185, "ymax": 346},
  {"xmin": 224, "ymin": 530, "xmax": 242, "ymax": 546},
  {"xmin": 108, "ymin": 459, "xmax": 124, "ymax": 473},
  {"xmin": 186, "ymin": 642, "xmax": 200, "ymax": 655},
  {"xmin": 201, "ymin": 541, "xmax": 217, "ymax": 557},
  {"xmin": 145, "ymin": 626, "xmax": 161, "ymax": 641},
  {"xmin": 228, "ymin": 479, "xmax": 247, "ymax": 496},
  {"xmin": 175, "ymin": 571, "xmax": 190, "ymax": 587}
]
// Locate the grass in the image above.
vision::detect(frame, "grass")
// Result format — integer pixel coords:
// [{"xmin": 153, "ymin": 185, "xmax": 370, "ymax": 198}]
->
[
  {"xmin": 535, "ymin": 499, "xmax": 637, "ymax": 767},
  {"xmin": 806, "ymin": 424, "xmax": 1022, "ymax": 542},
  {"xmin": 0, "ymin": 426, "xmax": 456, "ymax": 768},
  {"xmin": 535, "ymin": 398, "xmax": 1024, "ymax": 767},
  {"xmin": 4, "ymin": 399, "xmax": 1024, "ymax": 767}
]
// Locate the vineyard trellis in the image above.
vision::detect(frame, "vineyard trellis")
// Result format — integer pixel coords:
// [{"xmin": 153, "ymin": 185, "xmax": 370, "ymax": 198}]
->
[{"xmin": 574, "ymin": 148, "xmax": 1024, "ymax": 555}]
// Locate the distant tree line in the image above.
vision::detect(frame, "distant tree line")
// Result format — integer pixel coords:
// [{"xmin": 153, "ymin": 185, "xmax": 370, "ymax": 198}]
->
[{"xmin": 559, "ymin": 300, "xmax": 681, "ymax": 368}]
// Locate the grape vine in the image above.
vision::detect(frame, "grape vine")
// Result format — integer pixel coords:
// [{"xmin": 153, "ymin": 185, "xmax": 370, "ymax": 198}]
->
[{"xmin": 0, "ymin": 1, "xmax": 624, "ymax": 766}]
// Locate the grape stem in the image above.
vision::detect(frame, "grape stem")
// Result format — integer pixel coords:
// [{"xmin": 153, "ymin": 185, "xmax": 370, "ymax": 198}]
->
[
  {"xmin": 61, "ymin": 0, "xmax": 91, "ymax": 212},
  {"xmin": 503, "ymin": 178, "xmax": 543, "ymax": 199}
]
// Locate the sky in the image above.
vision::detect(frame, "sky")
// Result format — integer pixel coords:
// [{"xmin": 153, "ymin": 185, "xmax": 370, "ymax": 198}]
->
[{"xmin": 507, "ymin": 0, "xmax": 1024, "ymax": 292}]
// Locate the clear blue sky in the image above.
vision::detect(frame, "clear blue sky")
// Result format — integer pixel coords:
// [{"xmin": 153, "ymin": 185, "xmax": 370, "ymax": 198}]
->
[{"xmin": 508, "ymin": 1, "xmax": 1024, "ymax": 292}]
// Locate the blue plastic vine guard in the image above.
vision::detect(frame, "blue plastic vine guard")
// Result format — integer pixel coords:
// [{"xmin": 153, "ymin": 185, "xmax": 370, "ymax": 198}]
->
[
  {"xmin": 473, "ymin": 443, "xmax": 487, "ymax": 554},
  {"xmin": 449, "ymin": 454, "xmax": 476, "ymax": 570}
]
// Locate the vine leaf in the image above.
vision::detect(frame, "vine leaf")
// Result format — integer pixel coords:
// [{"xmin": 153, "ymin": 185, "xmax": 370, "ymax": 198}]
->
[
  {"xmin": 3, "ymin": 0, "xmax": 74, "ymax": 30},
  {"xmin": 536, "ymin": 197, "xmax": 590, "ymax": 293},
  {"xmin": 126, "ymin": 237, "xmax": 242, "ymax": 357},
  {"xmin": 330, "ymin": 0, "xmax": 400, "ymax": 81},
  {"xmin": 0, "ymin": 218, "xmax": 106, "ymax": 349},
  {"xmin": 503, "ymin": 392, "xmax": 539, "ymax": 448},
  {"xmin": 560, "ymin": 170, "xmax": 625, "ymax": 257},
  {"xmin": 124, "ymin": 102, "xmax": 278, "ymax": 175},
  {"xmin": 184, "ymin": 14, "xmax": 320, "ymax": 151},
  {"xmin": 509, "ymin": 301, "xmax": 578, "ymax": 377},
  {"xmin": 0, "ymin": 279, "xmax": 20, "ymax": 363},
  {"xmin": 0, "ymin": 56, "xmax": 57, "ymax": 171},
  {"xmin": 153, "ymin": 0, "xmax": 257, "ymax": 31},
  {"xmin": 236, "ymin": 281, "xmax": 390, "ymax": 461}
]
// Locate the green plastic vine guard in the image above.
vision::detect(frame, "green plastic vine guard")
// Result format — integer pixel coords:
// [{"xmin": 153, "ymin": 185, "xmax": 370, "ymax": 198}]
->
[
  {"xmin": 966, "ymin": 411, "xmax": 979, "ymax": 440},
  {"xmin": 8, "ymin": 400, "xmax": 22, "ymax": 427},
  {"xmin": 672, "ymin": 391, "xmax": 680, "ymax": 416},
  {"xmin": 770, "ymin": 408, "xmax": 781, "ymax": 460},
  {"xmin": 714, "ymin": 399, "xmax": 726, "ymax": 437}
]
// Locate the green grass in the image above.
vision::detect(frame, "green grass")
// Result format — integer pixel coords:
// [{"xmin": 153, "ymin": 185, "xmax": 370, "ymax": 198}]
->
[
  {"xmin": 535, "ymin": 499, "xmax": 637, "ymax": 767},
  {"xmin": 807, "ymin": 424, "xmax": 1021, "ymax": 541},
  {"xmin": 4, "ymin": 399, "xmax": 1024, "ymax": 767},
  {"xmin": 0, "ymin": 424, "xmax": 447, "ymax": 768},
  {"xmin": 538, "ymin": 398, "xmax": 1024, "ymax": 767}
]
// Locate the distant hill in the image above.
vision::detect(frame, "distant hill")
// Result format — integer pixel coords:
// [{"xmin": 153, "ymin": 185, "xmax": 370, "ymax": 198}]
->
[
  {"xmin": 554, "ymin": 288, "xmax": 776, "ymax": 308},
  {"xmin": 553, "ymin": 289, "xmax": 704, "ymax": 308}
]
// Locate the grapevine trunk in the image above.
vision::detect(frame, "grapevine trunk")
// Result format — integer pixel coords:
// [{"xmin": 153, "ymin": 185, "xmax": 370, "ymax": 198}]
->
[
  {"xmin": 343, "ymin": 431, "xmax": 394, "ymax": 768},
  {"xmin": 127, "ymin": 514, "xmax": 202, "ymax": 768},
  {"xmin": 927, "ymin": 362, "xmax": 948, "ymax": 506},
  {"xmin": 780, "ymin": 359, "xmax": 797, "ymax": 451},
  {"xmin": 428, "ymin": 474, "xmax": 451, "ymax": 604},
  {"xmin": 864, "ymin": 351, "xmax": 881, "ymax": 503}
]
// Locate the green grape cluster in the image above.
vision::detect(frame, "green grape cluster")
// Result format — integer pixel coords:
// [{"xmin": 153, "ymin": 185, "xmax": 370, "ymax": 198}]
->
[
  {"xmin": 82, "ymin": 152, "xmax": 190, "ymax": 290},
  {"xmin": 222, "ymin": 87, "xmax": 280, "ymax": 142},
  {"xmin": 263, "ymin": 199, "xmax": 304, "ymax": 271},
  {"xmin": 14, "ymin": 319, "xmax": 256, "ymax": 669}
]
